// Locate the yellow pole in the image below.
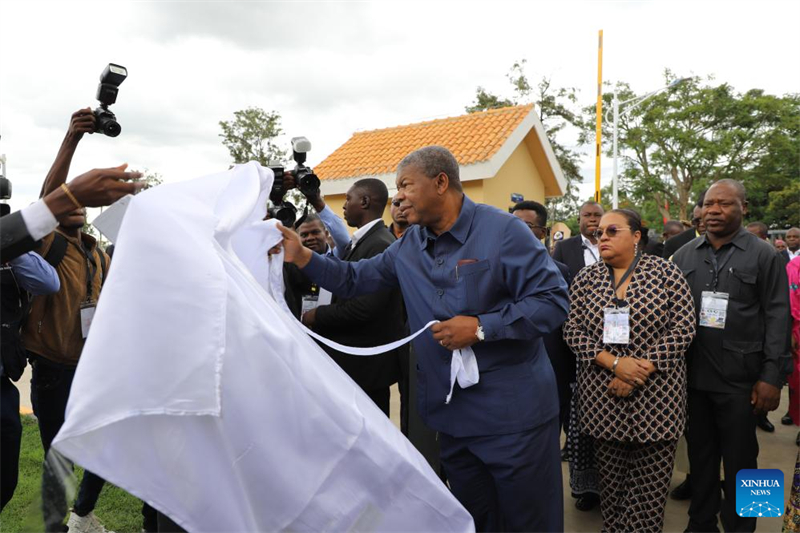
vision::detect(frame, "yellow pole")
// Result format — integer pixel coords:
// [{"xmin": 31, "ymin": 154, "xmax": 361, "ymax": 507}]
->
[{"xmin": 594, "ymin": 30, "xmax": 603, "ymax": 203}]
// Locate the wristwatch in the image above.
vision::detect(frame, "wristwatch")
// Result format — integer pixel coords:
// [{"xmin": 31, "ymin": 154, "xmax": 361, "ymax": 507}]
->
[
  {"xmin": 475, "ymin": 323, "xmax": 485, "ymax": 342},
  {"xmin": 612, "ymin": 356, "xmax": 620, "ymax": 375}
]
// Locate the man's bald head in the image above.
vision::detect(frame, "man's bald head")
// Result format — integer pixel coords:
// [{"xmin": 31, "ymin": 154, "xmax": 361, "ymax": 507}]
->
[{"xmin": 786, "ymin": 227, "xmax": 800, "ymax": 252}]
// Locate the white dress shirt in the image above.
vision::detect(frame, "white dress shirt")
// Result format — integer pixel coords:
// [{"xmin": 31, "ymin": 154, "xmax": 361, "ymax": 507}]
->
[
  {"xmin": 581, "ymin": 234, "xmax": 600, "ymax": 267},
  {"xmin": 350, "ymin": 218, "xmax": 382, "ymax": 249},
  {"xmin": 20, "ymin": 199, "xmax": 58, "ymax": 241}
]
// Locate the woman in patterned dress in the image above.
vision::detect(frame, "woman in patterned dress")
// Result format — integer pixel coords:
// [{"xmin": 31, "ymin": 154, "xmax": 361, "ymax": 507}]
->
[{"xmin": 564, "ymin": 209, "xmax": 696, "ymax": 532}]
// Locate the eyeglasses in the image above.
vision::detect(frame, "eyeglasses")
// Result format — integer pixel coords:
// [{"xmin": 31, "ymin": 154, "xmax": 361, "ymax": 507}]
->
[
  {"xmin": 594, "ymin": 225, "xmax": 631, "ymax": 240},
  {"xmin": 524, "ymin": 222, "xmax": 548, "ymax": 232}
]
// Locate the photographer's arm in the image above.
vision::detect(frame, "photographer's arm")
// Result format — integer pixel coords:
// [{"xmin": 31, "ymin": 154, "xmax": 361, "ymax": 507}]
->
[
  {"xmin": 316, "ymin": 203, "xmax": 351, "ymax": 258},
  {"xmin": 39, "ymin": 108, "xmax": 95, "ymax": 198}
]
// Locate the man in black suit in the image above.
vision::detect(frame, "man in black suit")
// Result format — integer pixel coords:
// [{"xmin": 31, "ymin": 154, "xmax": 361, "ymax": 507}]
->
[
  {"xmin": 552, "ymin": 200, "xmax": 604, "ymax": 282},
  {"xmin": 511, "ymin": 201, "xmax": 573, "ymax": 433},
  {"xmin": 301, "ymin": 178, "xmax": 404, "ymax": 416}
]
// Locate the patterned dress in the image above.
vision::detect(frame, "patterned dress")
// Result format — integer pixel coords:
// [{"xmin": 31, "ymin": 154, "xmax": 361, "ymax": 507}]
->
[{"xmin": 564, "ymin": 253, "xmax": 696, "ymax": 532}]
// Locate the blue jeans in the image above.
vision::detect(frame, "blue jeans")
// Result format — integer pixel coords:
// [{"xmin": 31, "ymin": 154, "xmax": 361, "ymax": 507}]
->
[{"xmin": 30, "ymin": 354, "xmax": 107, "ymax": 530}]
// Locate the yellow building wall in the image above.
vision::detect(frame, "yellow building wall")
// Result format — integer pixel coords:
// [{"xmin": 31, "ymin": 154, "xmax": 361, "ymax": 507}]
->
[
  {"xmin": 481, "ymin": 141, "xmax": 545, "ymax": 212},
  {"xmin": 319, "ymin": 144, "xmax": 548, "ymax": 233},
  {"xmin": 322, "ymin": 180, "xmax": 486, "ymax": 234}
]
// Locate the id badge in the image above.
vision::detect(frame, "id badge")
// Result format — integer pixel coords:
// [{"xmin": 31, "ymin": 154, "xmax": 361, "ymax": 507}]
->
[
  {"xmin": 699, "ymin": 291, "xmax": 728, "ymax": 329},
  {"xmin": 603, "ymin": 307, "xmax": 630, "ymax": 344},
  {"xmin": 301, "ymin": 295, "xmax": 319, "ymax": 315},
  {"xmin": 80, "ymin": 302, "xmax": 97, "ymax": 339}
]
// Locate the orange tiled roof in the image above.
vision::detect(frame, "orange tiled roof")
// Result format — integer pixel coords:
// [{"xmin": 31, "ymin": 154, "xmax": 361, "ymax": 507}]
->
[{"xmin": 315, "ymin": 104, "xmax": 534, "ymax": 181}]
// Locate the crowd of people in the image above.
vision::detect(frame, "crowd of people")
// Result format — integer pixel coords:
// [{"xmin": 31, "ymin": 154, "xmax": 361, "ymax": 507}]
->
[{"xmin": 0, "ymin": 108, "xmax": 798, "ymax": 533}]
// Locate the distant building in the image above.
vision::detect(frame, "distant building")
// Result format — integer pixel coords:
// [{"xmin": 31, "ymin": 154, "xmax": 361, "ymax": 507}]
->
[{"xmin": 315, "ymin": 104, "xmax": 567, "ymax": 228}]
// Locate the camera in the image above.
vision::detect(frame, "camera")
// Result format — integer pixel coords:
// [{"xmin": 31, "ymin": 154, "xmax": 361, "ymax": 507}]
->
[
  {"xmin": 267, "ymin": 137, "xmax": 321, "ymax": 227},
  {"xmin": 94, "ymin": 63, "xmax": 127, "ymax": 137}
]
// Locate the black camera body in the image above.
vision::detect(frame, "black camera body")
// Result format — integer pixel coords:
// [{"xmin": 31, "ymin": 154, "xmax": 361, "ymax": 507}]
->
[
  {"xmin": 268, "ymin": 137, "xmax": 321, "ymax": 228},
  {"xmin": 94, "ymin": 63, "xmax": 127, "ymax": 137}
]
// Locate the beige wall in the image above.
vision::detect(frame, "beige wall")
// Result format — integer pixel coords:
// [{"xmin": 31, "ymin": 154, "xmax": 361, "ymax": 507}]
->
[{"xmin": 482, "ymin": 141, "xmax": 545, "ymax": 212}]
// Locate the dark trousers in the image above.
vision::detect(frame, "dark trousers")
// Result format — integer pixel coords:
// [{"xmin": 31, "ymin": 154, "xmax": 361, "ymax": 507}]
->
[
  {"xmin": 365, "ymin": 387, "xmax": 390, "ymax": 417},
  {"xmin": 1, "ymin": 375, "xmax": 22, "ymax": 510},
  {"xmin": 439, "ymin": 417, "xmax": 563, "ymax": 532},
  {"xmin": 687, "ymin": 388, "xmax": 758, "ymax": 533},
  {"xmin": 595, "ymin": 439, "xmax": 678, "ymax": 533},
  {"xmin": 30, "ymin": 355, "xmax": 107, "ymax": 530}
]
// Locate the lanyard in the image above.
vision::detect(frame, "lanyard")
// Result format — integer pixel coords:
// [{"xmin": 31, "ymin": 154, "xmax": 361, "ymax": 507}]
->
[
  {"xmin": 69, "ymin": 240, "xmax": 98, "ymax": 301},
  {"xmin": 707, "ymin": 245, "xmax": 735, "ymax": 291},
  {"xmin": 607, "ymin": 252, "xmax": 641, "ymax": 306}
]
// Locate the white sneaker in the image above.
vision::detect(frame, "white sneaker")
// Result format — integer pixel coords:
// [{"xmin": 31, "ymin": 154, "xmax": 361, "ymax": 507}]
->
[{"xmin": 67, "ymin": 511, "xmax": 115, "ymax": 533}]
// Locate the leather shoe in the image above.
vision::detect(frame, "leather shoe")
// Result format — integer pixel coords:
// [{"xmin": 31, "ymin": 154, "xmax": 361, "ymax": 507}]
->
[
  {"xmin": 782, "ymin": 412, "xmax": 793, "ymax": 425},
  {"xmin": 757, "ymin": 414, "xmax": 775, "ymax": 432},
  {"xmin": 670, "ymin": 477, "xmax": 692, "ymax": 501},
  {"xmin": 575, "ymin": 493, "xmax": 600, "ymax": 511}
]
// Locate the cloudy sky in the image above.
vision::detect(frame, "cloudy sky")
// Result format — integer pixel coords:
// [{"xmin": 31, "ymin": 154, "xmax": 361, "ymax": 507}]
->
[{"xmin": 1, "ymin": 1, "xmax": 798, "ymax": 212}]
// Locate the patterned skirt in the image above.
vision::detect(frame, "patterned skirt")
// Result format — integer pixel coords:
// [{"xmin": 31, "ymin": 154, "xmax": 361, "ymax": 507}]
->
[{"xmin": 566, "ymin": 380, "xmax": 601, "ymax": 497}]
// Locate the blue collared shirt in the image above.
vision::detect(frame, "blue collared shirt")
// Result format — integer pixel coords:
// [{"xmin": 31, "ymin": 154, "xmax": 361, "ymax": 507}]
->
[
  {"xmin": 8, "ymin": 251, "xmax": 60, "ymax": 295},
  {"xmin": 317, "ymin": 204, "xmax": 350, "ymax": 259},
  {"xmin": 302, "ymin": 195, "xmax": 569, "ymax": 436}
]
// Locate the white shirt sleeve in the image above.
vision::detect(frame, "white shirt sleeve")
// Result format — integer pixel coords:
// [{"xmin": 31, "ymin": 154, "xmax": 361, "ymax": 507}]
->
[{"xmin": 20, "ymin": 199, "xmax": 58, "ymax": 241}]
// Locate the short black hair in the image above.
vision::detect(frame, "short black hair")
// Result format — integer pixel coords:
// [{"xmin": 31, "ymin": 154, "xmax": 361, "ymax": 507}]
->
[
  {"xmin": 295, "ymin": 211, "xmax": 326, "ymax": 231},
  {"xmin": 352, "ymin": 178, "xmax": 389, "ymax": 214},
  {"xmin": 397, "ymin": 146, "xmax": 462, "ymax": 193},
  {"xmin": 511, "ymin": 201, "xmax": 548, "ymax": 226},
  {"xmin": 580, "ymin": 200, "xmax": 603, "ymax": 212},
  {"xmin": 663, "ymin": 220, "xmax": 684, "ymax": 233},
  {"xmin": 708, "ymin": 179, "xmax": 746, "ymax": 203},
  {"xmin": 746, "ymin": 221, "xmax": 768, "ymax": 239}
]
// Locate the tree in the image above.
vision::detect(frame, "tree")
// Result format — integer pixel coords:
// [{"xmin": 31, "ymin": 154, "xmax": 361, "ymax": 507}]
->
[
  {"xmin": 219, "ymin": 107, "xmax": 287, "ymax": 166},
  {"xmin": 582, "ymin": 71, "xmax": 799, "ymax": 227},
  {"xmin": 466, "ymin": 60, "xmax": 586, "ymax": 222}
]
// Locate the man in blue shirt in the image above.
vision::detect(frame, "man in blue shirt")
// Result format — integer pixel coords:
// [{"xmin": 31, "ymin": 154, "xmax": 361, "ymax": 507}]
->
[
  {"xmin": 1, "ymin": 251, "xmax": 60, "ymax": 510},
  {"xmin": 279, "ymin": 146, "xmax": 568, "ymax": 532}
]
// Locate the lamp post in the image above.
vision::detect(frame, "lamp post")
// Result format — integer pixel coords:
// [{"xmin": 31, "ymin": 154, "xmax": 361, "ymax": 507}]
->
[{"xmin": 608, "ymin": 77, "xmax": 689, "ymax": 209}]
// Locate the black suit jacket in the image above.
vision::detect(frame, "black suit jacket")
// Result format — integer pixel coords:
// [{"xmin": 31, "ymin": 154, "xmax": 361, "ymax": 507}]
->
[
  {"xmin": 313, "ymin": 220, "xmax": 404, "ymax": 391},
  {"xmin": 1, "ymin": 211, "xmax": 39, "ymax": 263},
  {"xmin": 662, "ymin": 227, "xmax": 697, "ymax": 259},
  {"xmin": 543, "ymin": 260, "xmax": 575, "ymax": 406},
  {"xmin": 780, "ymin": 250, "xmax": 791, "ymax": 265},
  {"xmin": 552, "ymin": 235, "xmax": 591, "ymax": 284}
]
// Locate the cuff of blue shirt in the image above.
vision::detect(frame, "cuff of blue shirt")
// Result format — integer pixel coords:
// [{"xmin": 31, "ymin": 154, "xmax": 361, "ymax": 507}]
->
[
  {"xmin": 20, "ymin": 199, "xmax": 58, "ymax": 242},
  {"xmin": 477, "ymin": 312, "xmax": 504, "ymax": 341}
]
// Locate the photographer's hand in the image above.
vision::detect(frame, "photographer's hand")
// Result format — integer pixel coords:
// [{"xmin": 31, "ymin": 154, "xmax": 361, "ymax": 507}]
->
[
  {"xmin": 66, "ymin": 107, "xmax": 96, "ymax": 144},
  {"xmin": 40, "ymin": 108, "xmax": 96, "ymax": 198},
  {"xmin": 285, "ymin": 170, "xmax": 325, "ymax": 211}
]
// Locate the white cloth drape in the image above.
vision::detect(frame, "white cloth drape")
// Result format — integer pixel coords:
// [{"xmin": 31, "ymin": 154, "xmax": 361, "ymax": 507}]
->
[{"xmin": 53, "ymin": 162, "xmax": 474, "ymax": 533}]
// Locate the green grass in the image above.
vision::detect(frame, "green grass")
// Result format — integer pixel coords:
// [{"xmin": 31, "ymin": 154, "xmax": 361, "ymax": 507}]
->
[{"xmin": 0, "ymin": 416, "xmax": 143, "ymax": 533}]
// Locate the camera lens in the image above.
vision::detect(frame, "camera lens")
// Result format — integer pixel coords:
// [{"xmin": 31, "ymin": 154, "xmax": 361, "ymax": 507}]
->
[{"xmin": 101, "ymin": 120, "xmax": 121, "ymax": 137}]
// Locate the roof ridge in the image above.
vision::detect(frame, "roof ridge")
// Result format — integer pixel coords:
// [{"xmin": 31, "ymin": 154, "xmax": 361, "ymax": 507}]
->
[{"xmin": 352, "ymin": 103, "xmax": 534, "ymax": 137}]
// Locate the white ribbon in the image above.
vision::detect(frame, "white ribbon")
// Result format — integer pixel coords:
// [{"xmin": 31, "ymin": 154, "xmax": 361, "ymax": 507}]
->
[
  {"xmin": 446, "ymin": 347, "xmax": 479, "ymax": 404},
  {"xmin": 298, "ymin": 319, "xmax": 480, "ymax": 404},
  {"xmin": 265, "ymin": 252, "xmax": 480, "ymax": 404}
]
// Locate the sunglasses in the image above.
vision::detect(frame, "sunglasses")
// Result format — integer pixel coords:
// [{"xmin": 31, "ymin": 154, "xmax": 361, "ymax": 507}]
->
[{"xmin": 594, "ymin": 225, "xmax": 631, "ymax": 240}]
